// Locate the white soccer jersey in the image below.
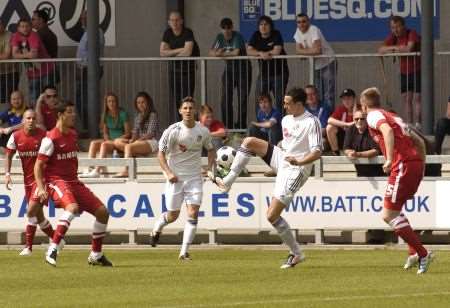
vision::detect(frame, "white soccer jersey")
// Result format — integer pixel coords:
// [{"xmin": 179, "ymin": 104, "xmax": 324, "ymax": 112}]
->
[
  {"xmin": 281, "ymin": 110, "xmax": 323, "ymax": 160},
  {"xmin": 159, "ymin": 121, "xmax": 213, "ymax": 178}
]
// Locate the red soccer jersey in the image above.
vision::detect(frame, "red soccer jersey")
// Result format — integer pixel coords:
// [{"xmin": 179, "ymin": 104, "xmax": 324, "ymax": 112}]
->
[
  {"xmin": 384, "ymin": 29, "xmax": 421, "ymax": 74},
  {"xmin": 40, "ymin": 103, "xmax": 57, "ymax": 130},
  {"xmin": 208, "ymin": 119, "xmax": 225, "ymax": 133},
  {"xmin": 6, "ymin": 128, "xmax": 46, "ymax": 186},
  {"xmin": 37, "ymin": 127, "xmax": 79, "ymax": 182},
  {"xmin": 331, "ymin": 105, "xmax": 353, "ymax": 123},
  {"xmin": 367, "ymin": 109, "xmax": 422, "ymax": 168}
]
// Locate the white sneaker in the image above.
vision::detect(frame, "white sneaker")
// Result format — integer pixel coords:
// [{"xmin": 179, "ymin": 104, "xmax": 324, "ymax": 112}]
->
[
  {"xmin": 215, "ymin": 177, "xmax": 231, "ymax": 193},
  {"xmin": 79, "ymin": 169, "xmax": 100, "ymax": 178},
  {"xmin": 404, "ymin": 253, "xmax": 419, "ymax": 270},
  {"xmin": 45, "ymin": 247, "xmax": 58, "ymax": 266},
  {"xmin": 417, "ymin": 251, "xmax": 434, "ymax": 274},
  {"xmin": 280, "ymin": 253, "xmax": 306, "ymax": 269},
  {"xmin": 19, "ymin": 247, "xmax": 32, "ymax": 256},
  {"xmin": 56, "ymin": 238, "xmax": 66, "ymax": 255}
]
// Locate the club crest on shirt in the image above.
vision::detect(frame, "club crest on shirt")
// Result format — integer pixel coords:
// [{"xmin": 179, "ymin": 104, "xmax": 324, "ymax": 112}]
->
[{"xmin": 178, "ymin": 144, "xmax": 187, "ymax": 152}]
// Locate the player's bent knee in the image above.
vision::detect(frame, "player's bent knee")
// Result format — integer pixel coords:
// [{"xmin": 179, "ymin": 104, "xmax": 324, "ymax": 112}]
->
[
  {"xmin": 166, "ymin": 211, "xmax": 180, "ymax": 223},
  {"xmin": 95, "ymin": 206, "xmax": 110, "ymax": 223}
]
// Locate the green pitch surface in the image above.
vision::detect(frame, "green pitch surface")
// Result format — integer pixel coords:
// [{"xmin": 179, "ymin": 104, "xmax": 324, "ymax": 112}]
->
[{"xmin": 1, "ymin": 249, "xmax": 450, "ymax": 308}]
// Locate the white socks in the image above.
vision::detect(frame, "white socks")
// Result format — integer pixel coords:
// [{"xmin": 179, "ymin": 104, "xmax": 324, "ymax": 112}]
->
[
  {"xmin": 153, "ymin": 212, "xmax": 169, "ymax": 233},
  {"xmin": 272, "ymin": 217, "xmax": 301, "ymax": 256},
  {"xmin": 180, "ymin": 219, "xmax": 198, "ymax": 256}
]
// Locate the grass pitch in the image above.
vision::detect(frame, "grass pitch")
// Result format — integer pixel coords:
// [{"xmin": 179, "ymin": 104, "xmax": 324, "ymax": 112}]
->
[{"xmin": 0, "ymin": 248, "xmax": 449, "ymax": 308}]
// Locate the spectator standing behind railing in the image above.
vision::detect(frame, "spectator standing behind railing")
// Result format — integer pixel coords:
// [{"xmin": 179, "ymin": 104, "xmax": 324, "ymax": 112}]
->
[
  {"xmin": 113, "ymin": 92, "xmax": 160, "ymax": 178},
  {"xmin": 11, "ymin": 19, "xmax": 54, "ymax": 105},
  {"xmin": 199, "ymin": 104, "xmax": 226, "ymax": 152},
  {"xmin": 209, "ymin": 17, "xmax": 252, "ymax": 129},
  {"xmin": 76, "ymin": 11, "xmax": 105, "ymax": 130},
  {"xmin": 305, "ymin": 84, "xmax": 331, "ymax": 136},
  {"xmin": 434, "ymin": 96, "xmax": 450, "ymax": 155},
  {"xmin": 378, "ymin": 15, "xmax": 421, "ymax": 127},
  {"xmin": 343, "ymin": 109, "xmax": 384, "ymax": 177},
  {"xmin": 0, "ymin": 20, "xmax": 19, "ymax": 105},
  {"xmin": 247, "ymin": 15, "xmax": 289, "ymax": 112},
  {"xmin": 35, "ymin": 86, "xmax": 59, "ymax": 131},
  {"xmin": 326, "ymin": 88, "xmax": 356, "ymax": 155},
  {"xmin": 32, "ymin": 9, "xmax": 58, "ymax": 58},
  {"xmin": 160, "ymin": 11, "xmax": 200, "ymax": 124},
  {"xmin": 80, "ymin": 93, "xmax": 131, "ymax": 178},
  {"xmin": 0, "ymin": 91, "xmax": 26, "ymax": 150},
  {"xmin": 249, "ymin": 94, "xmax": 282, "ymax": 146},
  {"xmin": 294, "ymin": 14, "xmax": 336, "ymax": 110}
]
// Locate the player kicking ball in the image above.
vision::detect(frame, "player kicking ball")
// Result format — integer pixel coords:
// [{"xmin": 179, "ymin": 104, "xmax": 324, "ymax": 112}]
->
[
  {"xmin": 361, "ymin": 87, "xmax": 433, "ymax": 274},
  {"xmin": 34, "ymin": 101, "xmax": 112, "ymax": 267},
  {"xmin": 151, "ymin": 97, "xmax": 215, "ymax": 260},
  {"xmin": 215, "ymin": 87, "xmax": 322, "ymax": 269},
  {"xmin": 4, "ymin": 109, "xmax": 63, "ymax": 256}
]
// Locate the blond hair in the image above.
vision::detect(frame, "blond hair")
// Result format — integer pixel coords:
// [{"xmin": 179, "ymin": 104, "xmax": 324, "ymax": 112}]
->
[{"xmin": 360, "ymin": 87, "xmax": 381, "ymax": 108}]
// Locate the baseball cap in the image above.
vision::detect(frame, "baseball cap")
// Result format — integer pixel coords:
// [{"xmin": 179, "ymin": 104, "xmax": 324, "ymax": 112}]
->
[{"xmin": 340, "ymin": 88, "xmax": 356, "ymax": 98}]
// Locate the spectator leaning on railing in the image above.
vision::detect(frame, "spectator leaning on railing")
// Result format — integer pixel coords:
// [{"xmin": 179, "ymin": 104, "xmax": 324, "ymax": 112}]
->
[
  {"xmin": 294, "ymin": 13, "xmax": 336, "ymax": 111},
  {"xmin": 305, "ymin": 84, "xmax": 331, "ymax": 136},
  {"xmin": 160, "ymin": 11, "xmax": 200, "ymax": 124},
  {"xmin": 343, "ymin": 109, "xmax": 384, "ymax": 177},
  {"xmin": 11, "ymin": 18, "xmax": 55, "ymax": 105},
  {"xmin": 434, "ymin": 96, "xmax": 450, "ymax": 155},
  {"xmin": 378, "ymin": 15, "xmax": 421, "ymax": 127},
  {"xmin": 35, "ymin": 86, "xmax": 59, "ymax": 131},
  {"xmin": 0, "ymin": 20, "xmax": 19, "ymax": 105},
  {"xmin": 76, "ymin": 10, "xmax": 105, "ymax": 130},
  {"xmin": 209, "ymin": 17, "xmax": 252, "ymax": 129},
  {"xmin": 32, "ymin": 9, "xmax": 58, "ymax": 59},
  {"xmin": 248, "ymin": 15, "xmax": 289, "ymax": 113},
  {"xmin": 249, "ymin": 93, "xmax": 282, "ymax": 146},
  {"xmin": 81, "ymin": 92, "xmax": 131, "ymax": 178},
  {"xmin": 113, "ymin": 91, "xmax": 160, "ymax": 178},
  {"xmin": 326, "ymin": 88, "xmax": 356, "ymax": 155},
  {"xmin": 0, "ymin": 91, "xmax": 27, "ymax": 150}
]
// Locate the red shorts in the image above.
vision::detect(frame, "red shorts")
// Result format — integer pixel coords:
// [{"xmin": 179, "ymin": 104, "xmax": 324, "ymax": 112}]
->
[
  {"xmin": 47, "ymin": 180, "xmax": 103, "ymax": 215},
  {"xmin": 384, "ymin": 160, "xmax": 424, "ymax": 211}
]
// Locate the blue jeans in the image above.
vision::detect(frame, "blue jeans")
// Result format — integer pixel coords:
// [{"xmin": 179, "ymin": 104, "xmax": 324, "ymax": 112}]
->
[{"xmin": 314, "ymin": 61, "xmax": 336, "ymax": 111}]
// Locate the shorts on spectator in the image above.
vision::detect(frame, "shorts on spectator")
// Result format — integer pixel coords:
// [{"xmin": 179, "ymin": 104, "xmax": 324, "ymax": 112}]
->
[
  {"xmin": 146, "ymin": 138, "xmax": 158, "ymax": 153},
  {"xmin": 400, "ymin": 72, "xmax": 421, "ymax": 93}
]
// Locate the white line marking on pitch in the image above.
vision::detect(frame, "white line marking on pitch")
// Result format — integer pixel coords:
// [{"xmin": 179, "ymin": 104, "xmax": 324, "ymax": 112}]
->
[{"xmin": 153, "ymin": 291, "xmax": 450, "ymax": 308}]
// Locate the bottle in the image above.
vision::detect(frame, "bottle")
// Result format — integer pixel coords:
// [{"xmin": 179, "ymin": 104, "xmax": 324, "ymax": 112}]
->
[{"xmin": 112, "ymin": 150, "xmax": 119, "ymax": 158}]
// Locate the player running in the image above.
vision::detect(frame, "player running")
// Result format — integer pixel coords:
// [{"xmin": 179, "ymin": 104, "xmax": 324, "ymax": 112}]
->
[
  {"xmin": 215, "ymin": 87, "xmax": 322, "ymax": 269},
  {"xmin": 360, "ymin": 87, "xmax": 433, "ymax": 274},
  {"xmin": 34, "ymin": 101, "xmax": 113, "ymax": 267},
  {"xmin": 151, "ymin": 97, "xmax": 215, "ymax": 260},
  {"xmin": 4, "ymin": 109, "xmax": 59, "ymax": 256}
]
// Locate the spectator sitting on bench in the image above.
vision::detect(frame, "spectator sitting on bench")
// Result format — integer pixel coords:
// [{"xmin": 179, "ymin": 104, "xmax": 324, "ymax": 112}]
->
[
  {"xmin": 199, "ymin": 104, "xmax": 226, "ymax": 151},
  {"xmin": 113, "ymin": 91, "xmax": 160, "ymax": 178},
  {"xmin": 343, "ymin": 108, "xmax": 384, "ymax": 177},
  {"xmin": 326, "ymin": 88, "xmax": 356, "ymax": 155},
  {"xmin": 80, "ymin": 92, "xmax": 131, "ymax": 178},
  {"xmin": 249, "ymin": 93, "xmax": 282, "ymax": 146},
  {"xmin": 0, "ymin": 91, "xmax": 26, "ymax": 151}
]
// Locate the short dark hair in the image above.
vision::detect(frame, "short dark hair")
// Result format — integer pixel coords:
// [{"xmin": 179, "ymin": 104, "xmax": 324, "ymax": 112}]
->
[
  {"xmin": 305, "ymin": 84, "xmax": 318, "ymax": 93},
  {"xmin": 18, "ymin": 18, "xmax": 31, "ymax": 26},
  {"xmin": 257, "ymin": 93, "xmax": 272, "ymax": 104},
  {"xmin": 286, "ymin": 87, "xmax": 307, "ymax": 105},
  {"xmin": 220, "ymin": 17, "xmax": 233, "ymax": 29},
  {"xmin": 390, "ymin": 15, "xmax": 405, "ymax": 25},
  {"xmin": 34, "ymin": 9, "xmax": 49, "ymax": 23},
  {"xmin": 296, "ymin": 13, "xmax": 309, "ymax": 20},
  {"xmin": 43, "ymin": 85, "xmax": 57, "ymax": 92},
  {"xmin": 181, "ymin": 96, "xmax": 196, "ymax": 106},
  {"xmin": 258, "ymin": 15, "xmax": 273, "ymax": 29},
  {"xmin": 56, "ymin": 100, "xmax": 75, "ymax": 115}
]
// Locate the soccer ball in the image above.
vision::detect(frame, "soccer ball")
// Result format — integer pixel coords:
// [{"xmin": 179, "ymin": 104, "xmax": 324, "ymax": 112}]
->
[{"xmin": 216, "ymin": 146, "xmax": 236, "ymax": 169}]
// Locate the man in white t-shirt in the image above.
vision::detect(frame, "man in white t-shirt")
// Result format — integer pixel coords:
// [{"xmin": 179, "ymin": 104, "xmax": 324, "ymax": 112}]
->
[
  {"xmin": 294, "ymin": 14, "xmax": 336, "ymax": 110},
  {"xmin": 151, "ymin": 97, "xmax": 216, "ymax": 260},
  {"xmin": 215, "ymin": 87, "xmax": 322, "ymax": 269}
]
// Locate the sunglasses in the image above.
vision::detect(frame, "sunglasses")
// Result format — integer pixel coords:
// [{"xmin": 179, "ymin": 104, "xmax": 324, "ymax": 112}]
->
[{"xmin": 354, "ymin": 117, "xmax": 366, "ymax": 121}]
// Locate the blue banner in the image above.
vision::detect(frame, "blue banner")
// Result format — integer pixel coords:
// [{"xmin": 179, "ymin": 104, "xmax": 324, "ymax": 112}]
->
[{"xmin": 239, "ymin": 0, "xmax": 440, "ymax": 42}]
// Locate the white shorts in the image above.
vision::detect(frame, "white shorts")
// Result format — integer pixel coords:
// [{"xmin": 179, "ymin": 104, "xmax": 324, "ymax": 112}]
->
[
  {"xmin": 164, "ymin": 175, "xmax": 203, "ymax": 211},
  {"xmin": 267, "ymin": 145, "xmax": 311, "ymax": 206}
]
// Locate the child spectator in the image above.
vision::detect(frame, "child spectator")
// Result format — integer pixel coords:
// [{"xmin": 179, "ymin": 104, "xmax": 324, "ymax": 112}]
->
[
  {"xmin": 249, "ymin": 94, "xmax": 282, "ymax": 146},
  {"xmin": 0, "ymin": 91, "xmax": 27, "ymax": 150},
  {"xmin": 199, "ymin": 104, "xmax": 226, "ymax": 151},
  {"xmin": 80, "ymin": 92, "xmax": 131, "ymax": 178}
]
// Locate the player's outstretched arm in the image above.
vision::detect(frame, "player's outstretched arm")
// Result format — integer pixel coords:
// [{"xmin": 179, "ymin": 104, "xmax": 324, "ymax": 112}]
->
[
  {"xmin": 34, "ymin": 160, "xmax": 48, "ymax": 202},
  {"xmin": 4, "ymin": 148, "xmax": 14, "ymax": 190},
  {"xmin": 206, "ymin": 148, "xmax": 217, "ymax": 172}
]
